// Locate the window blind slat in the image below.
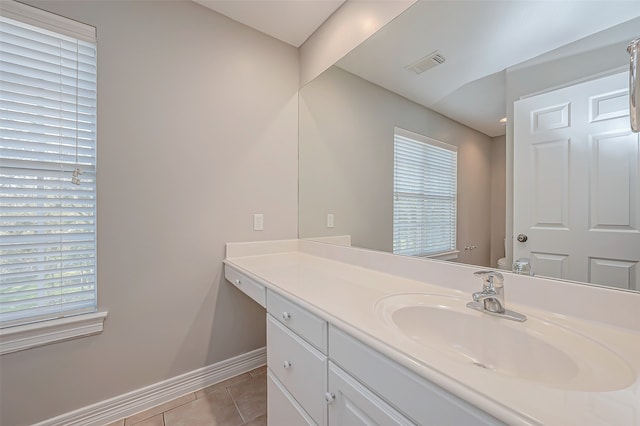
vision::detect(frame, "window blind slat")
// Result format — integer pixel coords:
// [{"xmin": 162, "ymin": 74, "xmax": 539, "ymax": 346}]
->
[
  {"xmin": 1, "ymin": 87, "xmax": 96, "ymax": 113},
  {"xmin": 1, "ymin": 80, "xmax": 96, "ymax": 106},
  {"xmin": 1, "ymin": 108, "xmax": 97, "ymax": 131},
  {"xmin": 1, "ymin": 248, "xmax": 95, "ymax": 264},
  {"xmin": 0, "ymin": 132, "xmax": 97, "ymax": 151},
  {"xmin": 1, "ymin": 191, "xmax": 96, "ymax": 201},
  {"xmin": 2, "ymin": 298, "xmax": 96, "ymax": 319},
  {"xmin": 393, "ymin": 129, "xmax": 457, "ymax": 257},
  {"xmin": 0, "ymin": 50, "xmax": 97, "ymax": 83},
  {"xmin": 0, "ymin": 137, "xmax": 96, "ymax": 153},
  {"xmin": 0, "ymin": 9, "xmax": 97, "ymax": 328},
  {"xmin": 1, "ymin": 263, "xmax": 96, "ymax": 282},
  {"xmin": 1, "ymin": 295, "xmax": 96, "ymax": 325},
  {"xmin": 2, "ymin": 158, "xmax": 96, "ymax": 171},
  {"xmin": 2, "ymin": 280, "xmax": 96, "ymax": 296}
]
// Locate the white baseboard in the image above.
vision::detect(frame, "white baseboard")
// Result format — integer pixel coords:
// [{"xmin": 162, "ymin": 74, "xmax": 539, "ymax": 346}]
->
[{"xmin": 33, "ymin": 347, "xmax": 267, "ymax": 426}]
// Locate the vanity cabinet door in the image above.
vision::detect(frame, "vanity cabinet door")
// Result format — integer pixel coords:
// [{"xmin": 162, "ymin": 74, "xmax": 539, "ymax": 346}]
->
[
  {"xmin": 328, "ymin": 362, "xmax": 415, "ymax": 426},
  {"xmin": 329, "ymin": 326, "xmax": 504, "ymax": 425}
]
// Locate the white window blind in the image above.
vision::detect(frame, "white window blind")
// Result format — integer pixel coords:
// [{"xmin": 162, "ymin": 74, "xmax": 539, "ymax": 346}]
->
[
  {"xmin": 393, "ymin": 128, "xmax": 457, "ymax": 257},
  {"xmin": 0, "ymin": 5, "xmax": 97, "ymax": 328}
]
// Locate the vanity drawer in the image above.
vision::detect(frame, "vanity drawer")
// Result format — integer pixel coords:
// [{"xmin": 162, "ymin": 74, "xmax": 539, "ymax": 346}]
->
[
  {"xmin": 267, "ymin": 290, "xmax": 327, "ymax": 353},
  {"xmin": 267, "ymin": 315, "xmax": 327, "ymax": 426},
  {"xmin": 267, "ymin": 370, "xmax": 316, "ymax": 426},
  {"xmin": 225, "ymin": 264, "xmax": 266, "ymax": 308}
]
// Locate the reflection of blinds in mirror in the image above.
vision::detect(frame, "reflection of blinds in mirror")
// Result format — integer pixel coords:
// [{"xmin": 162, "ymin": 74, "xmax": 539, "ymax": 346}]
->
[{"xmin": 393, "ymin": 128, "xmax": 457, "ymax": 257}]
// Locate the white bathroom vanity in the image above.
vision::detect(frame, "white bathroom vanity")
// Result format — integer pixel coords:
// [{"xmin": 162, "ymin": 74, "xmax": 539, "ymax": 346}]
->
[{"xmin": 224, "ymin": 239, "xmax": 640, "ymax": 425}]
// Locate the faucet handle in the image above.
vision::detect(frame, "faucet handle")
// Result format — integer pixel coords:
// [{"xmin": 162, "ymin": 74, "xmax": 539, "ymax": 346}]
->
[{"xmin": 473, "ymin": 270, "xmax": 504, "ymax": 289}]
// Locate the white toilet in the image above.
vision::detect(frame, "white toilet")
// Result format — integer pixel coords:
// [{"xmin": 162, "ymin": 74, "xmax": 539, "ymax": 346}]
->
[
  {"xmin": 497, "ymin": 257, "xmax": 508, "ymax": 270},
  {"xmin": 497, "ymin": 238, "xmax": 509, "ymax": 270}
]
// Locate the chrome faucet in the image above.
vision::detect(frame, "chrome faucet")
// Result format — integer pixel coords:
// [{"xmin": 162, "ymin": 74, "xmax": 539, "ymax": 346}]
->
[
  {"xmin": 472, "ymin": 270, "xmax": 505, "ymax": 313},
  {"xmin": 466, "ymin": 270, "xmax": 527, "ymax": 322}
]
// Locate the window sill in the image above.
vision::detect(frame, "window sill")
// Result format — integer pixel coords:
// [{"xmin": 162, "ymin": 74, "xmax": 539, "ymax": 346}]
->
[
  {"xmin": 0, "ymin": 311, "xmax": 107, "ymax": 355},
  {"xmin": 422, "ymin": 250, "xmax": 460, "ymax": 261}
]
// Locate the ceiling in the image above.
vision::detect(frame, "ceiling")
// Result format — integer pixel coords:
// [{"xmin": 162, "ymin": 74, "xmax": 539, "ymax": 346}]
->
[
  {"xmin": 195, "ymin": 0, "xmax": 640, "ymax": 137},
  {"xmin": 193, "ymin": 0, "xmax": 345, "ymax": 47},
  {"xmin": 336, "ymin": 1, "xmax": 640, "ymax": 137}
]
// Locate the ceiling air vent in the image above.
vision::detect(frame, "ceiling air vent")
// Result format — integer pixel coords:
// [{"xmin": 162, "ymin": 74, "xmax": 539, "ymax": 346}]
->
[{"xmin": 405, "ymin": 51, "xmax": 446, "ymax": 74}]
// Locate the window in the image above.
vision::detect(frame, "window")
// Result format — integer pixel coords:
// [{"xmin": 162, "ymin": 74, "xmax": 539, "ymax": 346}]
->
[
  {"xmin": 1, "ymin": 2, "xmax": 97, "ymax": 329},
  {"xmin": 393, "ymin": 128, "xmax": 457, "ymax": 257}
]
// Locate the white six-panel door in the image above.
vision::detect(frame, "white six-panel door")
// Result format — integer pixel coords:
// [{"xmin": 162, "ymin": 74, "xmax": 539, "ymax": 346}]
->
[{"xmin": 514, "ymin": 71, "xmax": 640, "ymax": 290}]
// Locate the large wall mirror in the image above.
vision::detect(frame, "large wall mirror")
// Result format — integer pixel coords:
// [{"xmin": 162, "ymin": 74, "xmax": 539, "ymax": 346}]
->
[{"xmin": 299, "ymin": 1, "xmax": 640, "ymax": 292}]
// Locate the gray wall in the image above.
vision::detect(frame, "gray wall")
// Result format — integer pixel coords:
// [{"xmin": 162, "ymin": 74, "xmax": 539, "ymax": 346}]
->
[
  {"xmin": 299, "ymin": 66, "xmax": 493, "ymax": 266},
  {"xmin": 0, "ymin": 1, "xmax": 299, "ymax": 425}
]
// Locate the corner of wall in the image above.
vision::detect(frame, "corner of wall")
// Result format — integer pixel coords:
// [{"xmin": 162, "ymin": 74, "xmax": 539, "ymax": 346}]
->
[{"xmin": 298, "ymin": 0, "xmax": 416, "ymax": 87}]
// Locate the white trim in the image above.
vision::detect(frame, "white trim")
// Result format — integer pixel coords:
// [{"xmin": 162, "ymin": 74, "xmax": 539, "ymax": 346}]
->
[
  {"xmin": 394, "ymin": 127, "xmax": 457, "ymax": 152},
  {"xmin": 0, "ymin": 0, "xmax": 96, "ymax": 42},
  {"xmin": 32, "ymin": 347, "xmax": 267, "ymax": 426},
  {"xmin": 518, "ymin": 65, "xmax": 628, "ymax": 101},
  {"xmin": 0, "ymin": 312, "xmax": 108, "ymax": 355},
  {"xmin": 423, "ymin": 250, "xmax": 460, "ymax": 261}
]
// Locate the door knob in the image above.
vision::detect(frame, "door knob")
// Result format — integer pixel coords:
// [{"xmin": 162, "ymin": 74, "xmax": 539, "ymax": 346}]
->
[{"xmin": 517, "ymin": 233, "xmax": 528, "ymax": 243}]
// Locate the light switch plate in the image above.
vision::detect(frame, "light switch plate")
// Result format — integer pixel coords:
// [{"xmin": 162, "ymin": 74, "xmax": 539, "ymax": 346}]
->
[{"xmin": 253, "ymin": 213, "xmax": 264, "ymax": 231}]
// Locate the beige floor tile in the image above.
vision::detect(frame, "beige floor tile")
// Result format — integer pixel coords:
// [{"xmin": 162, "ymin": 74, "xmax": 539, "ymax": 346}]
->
[
  {"xmin": 248, "ymin": 366, "xmax": 266, "ymax": 379},
  {"xmin": 129, "ymin": 414, "xmax": 164, "ymax": 426},
  {"xmin": 241, "ymin": 414, "xmax": 266, "ymax": 426},
  {"xmin": 195, "ymin": 373, "xmax": 252, "ymax": 399},
  {"xmin": 228, "ymin": 374, "xmax": 267, "ymax": 423},
  {"xmin": 105, "ymin": 420, "xmax": 125, "ymax": 426},
  {"xmin": 164, "ymin": 388, "xmax": 243, "ymax": 426},
  {"xmin": 125, "ymin": 394, "xmax": 195, "ymax": 425}
]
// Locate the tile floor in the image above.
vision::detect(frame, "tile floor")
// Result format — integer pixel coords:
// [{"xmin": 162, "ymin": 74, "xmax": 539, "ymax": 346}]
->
[{"xmin": 106, "ymin": 366, "xmax": 267, "ymax": 426}]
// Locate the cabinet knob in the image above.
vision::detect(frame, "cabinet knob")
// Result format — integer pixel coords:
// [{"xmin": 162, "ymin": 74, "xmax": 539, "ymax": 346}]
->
[
  {"xmin": 234, "ymin": 279, "xmax": 241, "ymax": 285},
  {"xmin": 324, "ymin": 392, "xmax": 335, "ymax": 404},
  {"xmin": 517, "ymin": 233, "xmax": 528, "ymax": 243},
  {"xmin": 282, "ymin": 312, "xmax": 291, "ymax": 321},
  {"xmin": 283, "ymin": 360, "xmax": 292, "ymax": 369}
]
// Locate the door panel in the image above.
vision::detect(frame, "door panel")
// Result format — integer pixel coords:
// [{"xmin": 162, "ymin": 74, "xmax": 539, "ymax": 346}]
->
[
  {"xmin": 591, "ymin": 131, "xmax": 637, "ymax": 230},
  {"xmin": 530, "ymin": 252, "xmax": 569, "ymax": 279},
  {"xmin": 531, "ymin": 139, "xmax": 569, "ymax": 227},
  {"xmin": 589, "ymin": 258, "xmax": 637, "ymax": 290}
]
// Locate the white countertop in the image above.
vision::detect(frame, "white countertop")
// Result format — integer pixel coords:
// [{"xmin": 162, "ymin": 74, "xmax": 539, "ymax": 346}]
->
[{"xmin": 225, "ymin": 239, "xmax": 640, "ymax": 426}]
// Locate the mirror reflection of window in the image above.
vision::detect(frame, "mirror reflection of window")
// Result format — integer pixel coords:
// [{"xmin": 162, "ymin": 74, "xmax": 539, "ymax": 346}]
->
[{"xmin": 393, "ymin": 128, "xmax": 457, "ymax": 259}]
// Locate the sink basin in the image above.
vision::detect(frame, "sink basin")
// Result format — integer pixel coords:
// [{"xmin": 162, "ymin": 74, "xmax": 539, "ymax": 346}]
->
[{"xmin": 375, "ymin": 294, "xmax": 635, "ymax": 391}]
